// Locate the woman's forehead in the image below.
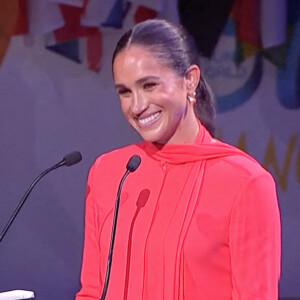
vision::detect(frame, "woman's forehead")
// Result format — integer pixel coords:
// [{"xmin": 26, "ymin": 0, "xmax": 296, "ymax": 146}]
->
[
  {"xmin": 113, "ymin": 45, "xmax": 175, "ymax": 78},
  {"xmin": 114, "ymin": 45, "xmax": 155, "ymax": 66}
]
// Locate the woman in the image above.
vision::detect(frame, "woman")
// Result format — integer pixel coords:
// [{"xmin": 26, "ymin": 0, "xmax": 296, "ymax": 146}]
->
[{"xmin": 76, "ymin": 19, "xmax": 281, "ymax": 299}]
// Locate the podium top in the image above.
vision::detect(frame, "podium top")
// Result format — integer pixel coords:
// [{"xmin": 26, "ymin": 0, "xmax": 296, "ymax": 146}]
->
[{"xmin": 0, "ymin": 290, "xmax": 35, "ymax": 300}]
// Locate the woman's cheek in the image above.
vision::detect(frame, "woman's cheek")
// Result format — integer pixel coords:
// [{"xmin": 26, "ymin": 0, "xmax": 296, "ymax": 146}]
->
[{"xmin": 119, "ymin": 98, "xmax": 131, "ymax": 117}]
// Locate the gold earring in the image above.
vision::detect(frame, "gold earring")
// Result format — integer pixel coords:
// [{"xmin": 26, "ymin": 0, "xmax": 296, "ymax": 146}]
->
[{"xmin": 187, "ymin": 92, "xmax": 196, "ymax": 104}]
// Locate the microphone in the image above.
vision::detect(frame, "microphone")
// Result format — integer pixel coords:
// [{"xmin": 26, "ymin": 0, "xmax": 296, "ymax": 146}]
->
[
  {"xmin": 63, "ymin": 151, "xmax": 82, "ymax": 166},
  {"xmin": 126, "ymin": 155, "xmax": 141, "ymax": 172},
  {"xmin": 0, "ymin": 151, "xmax": 82, "ymax": 243},
  {"xmin": 100, "ymin": 155, "xmax": 141, "ymax": 300}
]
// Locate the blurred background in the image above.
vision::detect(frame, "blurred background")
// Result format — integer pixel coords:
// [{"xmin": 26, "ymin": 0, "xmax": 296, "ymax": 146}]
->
[{"xmin": 0, "ymin": 0, "xmax": 299, "ymax": 299}]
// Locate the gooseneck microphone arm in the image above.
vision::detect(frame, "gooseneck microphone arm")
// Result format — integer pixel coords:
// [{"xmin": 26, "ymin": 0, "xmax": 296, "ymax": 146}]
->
[
  {"xmin": 0, "ymin": 151, "xmax": 82, "ymax": 243},
  {"xmin": 100, "ymin": 170, "xmax": 130, "ymax": 300},
  {"xmin": 100, "ymin": 155, "xmax": 141, "ymax": 300}
]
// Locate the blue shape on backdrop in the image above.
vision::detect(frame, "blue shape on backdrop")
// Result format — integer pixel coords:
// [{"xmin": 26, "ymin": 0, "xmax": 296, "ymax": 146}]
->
[
  {"xmin": 213, "ymin": 19, "xmax": 263, "ymax": 113},
  {"xmin": 102, "ymin": 0, "xmax": 131, "ymax": 29},
  {"xmin": 276, "ymin": 0, "xmax": 300, "ymax": 109},
  {"xmin": 216, "ymin": 55, "xmax": 263, "ymax": 113},
  {"xmin": 222, "ymin": 18, "xmax": 236, "ymax": 36},
  {"xmin": 46, "ymin": 40, "xmax": 81, "ymax": 63}
]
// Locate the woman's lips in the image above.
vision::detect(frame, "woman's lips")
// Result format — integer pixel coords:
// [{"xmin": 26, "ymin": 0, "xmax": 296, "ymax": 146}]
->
[{"xmin": 137, "ymin": 111, "xmax": 161, "ymax": 127}]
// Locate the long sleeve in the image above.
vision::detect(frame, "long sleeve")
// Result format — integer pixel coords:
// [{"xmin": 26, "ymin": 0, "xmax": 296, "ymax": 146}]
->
[
  {"xmin": 229, "ymin": 172, "xmax": 281, "ymax": 300},
  {"xmin": 76, "ymin": 164, "xmax": 102, "ymax": 300}
]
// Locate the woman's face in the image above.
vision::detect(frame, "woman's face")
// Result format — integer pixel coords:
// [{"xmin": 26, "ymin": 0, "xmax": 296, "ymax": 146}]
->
[{"xmin": 113, "ymin": 45, "xmax": 199, "ymax": 145}]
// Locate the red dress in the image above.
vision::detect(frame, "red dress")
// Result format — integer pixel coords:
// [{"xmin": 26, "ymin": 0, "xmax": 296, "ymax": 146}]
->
[{"xmin": 76, "ymin": 124, "xmax": 281, "ymax": 299}]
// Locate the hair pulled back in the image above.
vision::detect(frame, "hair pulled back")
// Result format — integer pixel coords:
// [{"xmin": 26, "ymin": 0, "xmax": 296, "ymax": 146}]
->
[{"xmin": 112, "ymin": 19, "xmax": 216, "ymax": 136}]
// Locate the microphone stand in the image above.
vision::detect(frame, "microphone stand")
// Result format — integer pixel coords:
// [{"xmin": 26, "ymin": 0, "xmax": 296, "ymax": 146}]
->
[
  {"xmin": 100, "ymin": 169, "xmax": 130, "ymax": 300},
  {"xmin": 100, "ymin": 154, "xmax": 141, "ymax": 300},
  {"xmin": 0, "ymin": 152, "xmax": 82, "ymax": 243}
]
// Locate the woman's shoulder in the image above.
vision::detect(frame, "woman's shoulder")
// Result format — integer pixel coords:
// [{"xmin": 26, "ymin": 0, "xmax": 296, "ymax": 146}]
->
[
  {"xmin": 204, "ymin": 141, "xmax": 276, "ymax": 203},
  {"xmin": 209, "ymin": 139, "xmax": 273, "ymax": 183}
]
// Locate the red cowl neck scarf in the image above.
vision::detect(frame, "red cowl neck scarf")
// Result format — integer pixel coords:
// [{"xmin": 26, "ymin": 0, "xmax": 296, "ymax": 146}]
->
[{"xmin": 140, "ymin": 121, "xmax": 255, "ymax": 165}]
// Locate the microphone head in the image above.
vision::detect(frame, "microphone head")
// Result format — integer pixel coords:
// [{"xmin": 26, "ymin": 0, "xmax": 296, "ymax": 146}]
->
[
  {"xmin": 63, "ymin": 151, "xmax": 82, "ymax": 166},
  {"xmin": 126, "ymin": 155, "xmax": 141, "ymax": 172}
]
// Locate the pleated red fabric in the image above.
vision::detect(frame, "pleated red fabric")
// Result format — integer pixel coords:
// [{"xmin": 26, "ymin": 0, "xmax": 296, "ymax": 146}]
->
[{"xmin": 76, "ymin": 123, "xmax": 280, "ymax": 299}]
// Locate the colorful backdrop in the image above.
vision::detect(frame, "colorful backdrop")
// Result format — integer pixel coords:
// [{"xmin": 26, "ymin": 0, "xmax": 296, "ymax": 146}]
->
[{"xmin": 0, "ymin": 0, "xmax": 299, "ymax": 299}]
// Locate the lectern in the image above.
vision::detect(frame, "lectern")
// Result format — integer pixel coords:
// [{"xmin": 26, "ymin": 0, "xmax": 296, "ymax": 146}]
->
[{"xmin": 0, "ymin": 290, "xmax": 35, "ymax": 300}]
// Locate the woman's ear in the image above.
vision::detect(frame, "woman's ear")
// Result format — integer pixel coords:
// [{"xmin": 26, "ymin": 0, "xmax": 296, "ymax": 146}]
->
[{"xmin": 185, "ymin": 65, "xmax": 201, "ymax": 94}]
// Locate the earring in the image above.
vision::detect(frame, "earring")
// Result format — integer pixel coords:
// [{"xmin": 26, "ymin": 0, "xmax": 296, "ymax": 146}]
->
[{"xmin": 187, "ymin": 92, "xmax": 196, "ymax": 104}]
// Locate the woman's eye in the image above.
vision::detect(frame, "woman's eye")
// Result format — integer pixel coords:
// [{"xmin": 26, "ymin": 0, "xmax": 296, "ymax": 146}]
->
[
  {"xmin": 118, "ymin": 89, "xmax": 131, "ymax": 96},
  {"xmin": 143, "ymin": 82, "xmax": 157, "ymax": 90}
]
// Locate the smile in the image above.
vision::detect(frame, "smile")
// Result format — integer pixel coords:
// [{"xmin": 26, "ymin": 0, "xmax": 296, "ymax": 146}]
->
[{"xmin": 137, "ymin": 112, "xmax": 161, "ymax": 126}]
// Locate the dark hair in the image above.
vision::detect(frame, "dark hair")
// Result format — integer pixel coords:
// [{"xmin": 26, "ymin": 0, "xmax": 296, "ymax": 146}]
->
[{"xmin": 112, "ymin": 19, "xmax": 216, "ymax": 136}]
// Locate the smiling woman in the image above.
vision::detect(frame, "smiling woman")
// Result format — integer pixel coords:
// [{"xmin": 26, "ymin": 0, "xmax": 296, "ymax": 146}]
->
[
  {"xmin": 76, "ymin": 19, "xmax": 281, "ymax": 300},
  {"xmin": 113, "ymin": 45, "xmax": 200, "ymax": 145},
  {"xmin": 112, "ymin": 19, "xmax": 216, "ymax": 140}
]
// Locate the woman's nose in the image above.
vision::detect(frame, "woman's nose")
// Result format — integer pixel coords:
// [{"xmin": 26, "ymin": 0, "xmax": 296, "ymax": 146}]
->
[{"xmin": 131, "ymin": 92, "xmax": 148, "ymax": 115}]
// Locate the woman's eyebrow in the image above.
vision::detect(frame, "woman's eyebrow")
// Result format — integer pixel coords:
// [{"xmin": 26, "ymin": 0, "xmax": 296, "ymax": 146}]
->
[
  {"xmin": 136, "ymin": 76, "xmax": 160, "ymax": 85},
  {"xmin": 115, "ymin": 83, "xmax": 127, "ymax": 90},
  {"xmin": 115, "ymin": 76, "xmax": 160, "ymax": 89}
]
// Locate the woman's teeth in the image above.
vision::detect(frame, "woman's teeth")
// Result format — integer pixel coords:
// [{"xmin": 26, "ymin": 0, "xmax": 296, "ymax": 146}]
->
[{"xmin": 138, "ymin": 112, "xmax": 160, "ymax": 125}]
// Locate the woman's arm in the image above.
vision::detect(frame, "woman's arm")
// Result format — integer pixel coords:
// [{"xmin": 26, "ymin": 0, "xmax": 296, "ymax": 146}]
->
[
  {"xmin": 230, "ymin": 172, "xmax": 281, "ymax": 300},
  {"xmin": 76, "ymin": 164, "xmax": 102, "ymax": 300}
]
